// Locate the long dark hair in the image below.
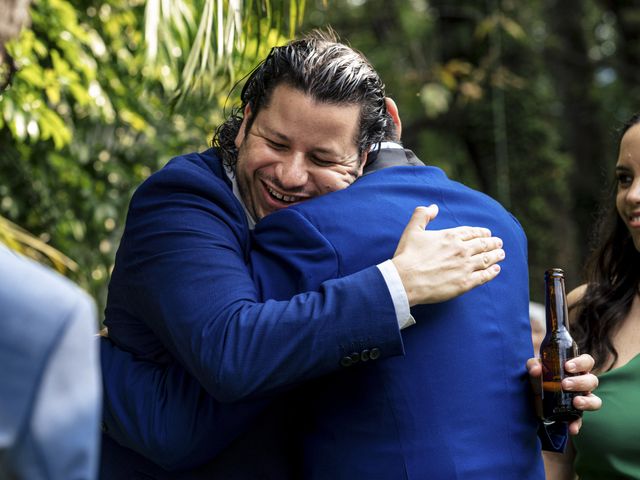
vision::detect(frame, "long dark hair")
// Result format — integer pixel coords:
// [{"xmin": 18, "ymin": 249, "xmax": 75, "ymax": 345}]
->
[
  {"xmin": 572, "ymin": 113, "xmax": 640, "ymax": 371},
  {"xmin": 212, "ymin": 29, "xmax": 390, "ymax": 169}
]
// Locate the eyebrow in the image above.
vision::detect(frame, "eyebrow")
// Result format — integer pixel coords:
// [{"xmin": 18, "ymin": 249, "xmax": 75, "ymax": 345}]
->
[
  {"xmin": 261, "ymin": 126, "xmax": 290, "ymax": 144},
  {"xmin": 615, "ymin": 165, "xmax": 631, "ymax": 172}
]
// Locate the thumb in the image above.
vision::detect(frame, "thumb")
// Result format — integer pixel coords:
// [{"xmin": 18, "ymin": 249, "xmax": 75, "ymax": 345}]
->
[
  {"xmin": 424, "ymin": 204, "xmax": 439, "ymax": 228},
  {"xmin": 409, "ymin": 204, "xmax": 439, "ymax": 231}
]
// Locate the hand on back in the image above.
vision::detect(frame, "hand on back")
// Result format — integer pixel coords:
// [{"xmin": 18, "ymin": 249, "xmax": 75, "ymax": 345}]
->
[{"xmin": 392, "ymin": 205, "xmax": 505, "ymax": 306}]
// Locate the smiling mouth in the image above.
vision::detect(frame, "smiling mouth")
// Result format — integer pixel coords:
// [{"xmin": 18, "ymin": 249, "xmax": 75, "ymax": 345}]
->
[{"xmin": 265, "ymin": 184, "xmax": 304, "ymax": 204}]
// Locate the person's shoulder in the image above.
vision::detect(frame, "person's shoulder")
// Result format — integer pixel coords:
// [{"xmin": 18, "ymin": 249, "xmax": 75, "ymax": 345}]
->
[
  {"xmin": 151, "ymin": 148, "xmax": 227, "ymax": 185},
  {"xmin": 567, "ymin": 284, "xmax": 589, "ymax": 326},
  {"xmin": 358, "ymin": 164, "xmax": 446, "ymax": 186},
  {"xmin": 124, "ymin": 149, "xmax": 247, "ymax": 234},
  {"xmin": 134, "ymin": 148, "xmax": 233, "ymax": 203},
  {"xmin": 567, "ymin": 284, "xmax": 588, "ymax": 308},
  {"xmin": 1, "ymin": 245, "xmax": 96, "ymax": 330}
]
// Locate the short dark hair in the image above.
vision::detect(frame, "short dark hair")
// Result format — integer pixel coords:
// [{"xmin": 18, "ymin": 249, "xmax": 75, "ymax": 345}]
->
[{"xmin": 213, "ymin": 29, "xmax": 391, "ymax": 168}]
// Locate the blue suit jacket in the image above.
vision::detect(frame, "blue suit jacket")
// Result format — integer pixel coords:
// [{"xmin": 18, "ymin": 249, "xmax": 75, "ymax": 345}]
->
[
  {"xmin": 101, "ymin": 148, "xmax": 403, "ymax": 474},
  {"xmin": 250, "ymin": 158, "xmax": 544, "ymax": 479},
  {"xmin": 104, "ymin": 148, "xmax": 404, "ymax": 403},
  {"xmin": 101, "ymin": 148, "xmax": 556, "ymax": 478}
]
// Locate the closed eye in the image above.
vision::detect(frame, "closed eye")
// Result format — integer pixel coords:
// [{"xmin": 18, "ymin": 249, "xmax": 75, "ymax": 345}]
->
[
  {"xmin": 311, "ymin": 156, "xmax": 336, "ymax": 167},
  {"xmin": 266, "ymin": 139, "xmax": 287, "ymax": 151}
]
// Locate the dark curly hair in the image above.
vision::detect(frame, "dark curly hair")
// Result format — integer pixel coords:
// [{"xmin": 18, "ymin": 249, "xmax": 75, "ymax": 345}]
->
[
  {"xmin": 212, "ymin": 29, "xmax": 391, "ymax": 169},
  {"xmin": 572, "ymin": 112, "xmax": 640, "ymax": 371}
]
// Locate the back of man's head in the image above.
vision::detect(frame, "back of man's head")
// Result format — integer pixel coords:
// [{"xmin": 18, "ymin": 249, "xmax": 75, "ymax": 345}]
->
[{"xmin": 215, "ymin": 29, "xmax": 392, "ymax": 167}]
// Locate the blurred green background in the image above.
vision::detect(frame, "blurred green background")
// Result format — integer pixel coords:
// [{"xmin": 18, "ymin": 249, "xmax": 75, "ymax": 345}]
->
[{"xmin": 2, "ymin": 0, "xmax": 639, "ymax": 317}]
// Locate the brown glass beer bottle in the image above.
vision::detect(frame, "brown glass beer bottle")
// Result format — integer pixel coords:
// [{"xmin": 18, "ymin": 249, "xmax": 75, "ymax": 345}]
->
[{"xmin": 540, "ymin": 268, "xmax": 583, "ymax": 423}]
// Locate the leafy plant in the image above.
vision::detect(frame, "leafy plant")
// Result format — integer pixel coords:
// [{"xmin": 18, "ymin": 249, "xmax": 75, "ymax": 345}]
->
[{"xmin": 0, "ymin": 0, "xmax": 309, "ymax": 311}]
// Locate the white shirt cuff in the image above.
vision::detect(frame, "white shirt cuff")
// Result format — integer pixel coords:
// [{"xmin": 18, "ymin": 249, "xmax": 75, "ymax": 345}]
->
[{"xmin": 377, "ymin": 260, "xmax": 416, "ymax": 330}]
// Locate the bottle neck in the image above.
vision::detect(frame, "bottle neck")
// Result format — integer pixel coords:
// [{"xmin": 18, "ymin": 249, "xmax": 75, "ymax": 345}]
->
[{"xmin": 545, "ymin": 275, "xmax": 569, "ymax": 332}]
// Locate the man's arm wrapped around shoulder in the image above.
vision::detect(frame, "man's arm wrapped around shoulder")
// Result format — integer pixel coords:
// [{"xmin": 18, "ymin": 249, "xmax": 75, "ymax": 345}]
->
[{"xmin": 105, "ymin": 152, "xmax": 405, "ymax": 402}]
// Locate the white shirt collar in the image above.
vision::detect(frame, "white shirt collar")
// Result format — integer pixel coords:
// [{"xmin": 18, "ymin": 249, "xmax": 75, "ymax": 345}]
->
[
  {"xmin": 374, "ymin": 141, "xmax": 403, "ymax": 151},
  {"xmin": 224, "ymin": 165, "xmax": 256, "ymax": 230}
]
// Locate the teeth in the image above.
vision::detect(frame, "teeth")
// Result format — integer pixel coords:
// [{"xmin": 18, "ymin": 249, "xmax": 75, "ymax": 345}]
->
[{"xmin": 267, "ymin": 186, "xmax": 298, "ymax": 203}]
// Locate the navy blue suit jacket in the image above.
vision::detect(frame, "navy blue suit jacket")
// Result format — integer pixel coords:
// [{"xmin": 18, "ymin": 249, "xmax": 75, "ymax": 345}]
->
[
  {"xmin": 101, "ymin": 148, "xmax": 553, "ymax": 478},
  {"xmin": 104, "ymin": 148, "xmax": 404, "ymax": 402},
  {"xmin": 250, "ymin": 159, "xmax": 544, "ymax": 479},
  {"xmin": 101, "ymin": 148, "xmax": 402, "ymax": 474}
]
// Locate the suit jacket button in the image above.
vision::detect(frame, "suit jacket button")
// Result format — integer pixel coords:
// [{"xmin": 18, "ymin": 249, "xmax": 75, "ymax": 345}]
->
[
  {"xmin": 101, "ymin": 421, "xmax": 109, "ymax": 433},
  {"xmin": 340, "ymin": 356, "xmax": 353, "ymax": 367},
  {"xmin": 350, "ymin": 352, "xmax": 360, "ymax": 364},
  {"xmin": 369, "ymin": 347, "xmax": 381, "ymax": 360},
  {"xmin": 360, "ymin": 349, "xmax": 370, "ymax": 362}
]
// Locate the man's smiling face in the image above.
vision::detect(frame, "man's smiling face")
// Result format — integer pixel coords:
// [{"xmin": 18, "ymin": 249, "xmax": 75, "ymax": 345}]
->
[{"xmin": 234, "ymin": 83, "xmax": 366, "ymax": 221}]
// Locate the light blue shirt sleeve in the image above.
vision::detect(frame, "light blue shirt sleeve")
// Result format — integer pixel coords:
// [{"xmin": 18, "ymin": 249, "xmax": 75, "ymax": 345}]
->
[{"xmin": 377, "ymin": 259, "xmax": 416, "ymax": 330}]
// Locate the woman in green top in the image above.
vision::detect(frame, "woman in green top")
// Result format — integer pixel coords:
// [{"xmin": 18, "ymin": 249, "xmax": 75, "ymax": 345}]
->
[{"xmin": 544, "ymin": 112, "xmax": 640, "ymax": 479}]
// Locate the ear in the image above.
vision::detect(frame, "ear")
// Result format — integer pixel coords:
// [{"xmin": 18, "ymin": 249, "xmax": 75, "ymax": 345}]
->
[
  {"xmin": 385, "ymin": 97, "xmax": 402, "ymax": 140},
  {"xmin": 358, "ymin": 150, "xmax": 369, "ymax": 173},
  {"xmin": 235, "ymin": 103, "xmax": 253, "ymax": 149}
]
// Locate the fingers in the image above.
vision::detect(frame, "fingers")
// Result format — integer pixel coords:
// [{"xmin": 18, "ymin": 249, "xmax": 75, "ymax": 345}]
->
[
  {"xmin": 562, "ymin": 372, "xmax": 599, "ymax": 393},
  {"xmin": 472, "ymin": 246, "xmax": 506, "ymax": 271},
  {"xmin": 565, "ymin": 354, "xmax": 595, "ymax": 374},
  {"xmin": 527, "ymin": 355, "xmax": 601, "ymax": 435},
  {"xmin": 527, "ymin": 357, "xmax": 542, "ymax": 377},
  {"xmin": 568, "ymin": 417, "xmax": 583, "ymax": 435},
  {"xmin": 424, "ymin": 204, "xmax": 439, "ymax": 222},
  {"xmin": 562, "ymin": 353, "xmax": 601, "ymax": 423},
  {"xmin": 457, "ymin": 226, "xmax": 492, "ymax": 241},
  {"xmin": 455, "ymin": 231, "xmax": 506, "ymax": 272},
  {"xmin": 573, "ymin": 392, "xmax": 602, "ymax": 412},
  {"xmin": 393, "ymin": 212, "xmax": 504, "ymax": 305},
  {"xmin": 466, "ymin": 235, "xmax": 504, "ymax": 256},
  {"xmin": 527, "ymin": 357, "xmax": 542, "ymax": 396},
  {"xmin": 467, "ymin": 264, "xmax": 501, "ymax": 288},
  {"xmin": 568, "ymin": 393, "xmax": 603, "ymax": 435},
  {"xmin": 562, "ymin": 354, "xmax": 600, "ymax": 414}
]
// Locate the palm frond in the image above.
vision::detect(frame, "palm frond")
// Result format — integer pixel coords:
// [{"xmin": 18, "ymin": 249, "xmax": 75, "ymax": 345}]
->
[
  {"xmin": 0, "ymin": 215, "xmax": 78, "ymax": 273},
  {"xmin": 144, "ymin": 0, "xmax": 307, "ymax": 104}
]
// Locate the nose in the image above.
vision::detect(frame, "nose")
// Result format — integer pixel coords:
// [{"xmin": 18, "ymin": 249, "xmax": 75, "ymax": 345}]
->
[
  {"xmin": 628, "ymin": 178, "xmax": 640, "ymax": 204},
  {"xmin": 275, "ymin": 152, "xmax": 309, "ymax": 190}
]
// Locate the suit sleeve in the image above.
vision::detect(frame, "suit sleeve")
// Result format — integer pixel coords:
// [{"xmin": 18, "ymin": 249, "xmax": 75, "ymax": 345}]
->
[
  {"xmin": 100, "ymin": 337, "xmax": 273, "ymax": 470},
  {"xmin": 108, "ymin": 163, "xmax": 404, "ymax": 402},
  {"xmin": 537, "ymin": 421, "xmax": 568, "ymax": 453}
]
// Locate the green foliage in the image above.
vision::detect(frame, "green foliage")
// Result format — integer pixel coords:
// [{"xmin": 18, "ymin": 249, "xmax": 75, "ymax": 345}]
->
[
  {"xmin": 0, "ymin": 214, "xmax": 78, "ymax": 272},
  {"xmin": 304, "ymin": 0, "xmax": 633, "ymax": 298},
  {"xmin": 2, "ymin": 0, "xmax": 101, "ymax": 148},
  {"xmin": 143, "ymin": 0, "xmax": 305, "ymax": 104},
  {"xmin": 3, "ymin": 0, "xmax": 639, "ymax": 309},
  {"xmin": 0, "ymin": 0, "xmax": 300, "ymax": 314}
]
